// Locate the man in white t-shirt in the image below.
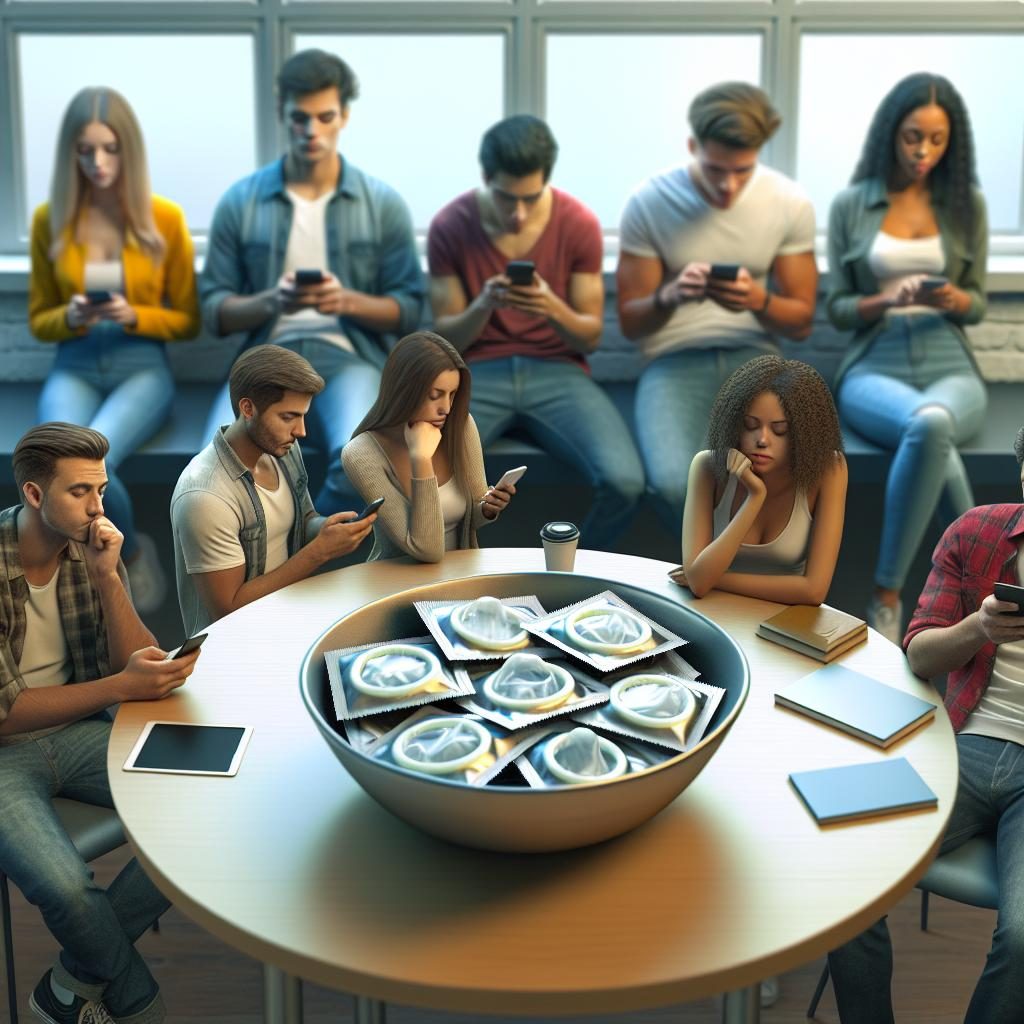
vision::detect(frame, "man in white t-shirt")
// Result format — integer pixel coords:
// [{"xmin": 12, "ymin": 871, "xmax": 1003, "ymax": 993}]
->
[
  {"xmin": 172, "ymin": 345, "xmax": 376, "ymax": 635},
  {"xmin": 0, "ymin": 423, "xmax": 202, "ymax": 1024},
  {"xmin": 617, "ymin": 81, "xmax": 818, "ymax": 536}
]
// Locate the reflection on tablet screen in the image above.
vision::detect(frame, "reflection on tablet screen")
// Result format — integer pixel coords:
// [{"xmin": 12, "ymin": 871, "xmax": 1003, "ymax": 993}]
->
[{"xmin": 124, "ymin": 723, "xmax": 250, "ymax": 776}]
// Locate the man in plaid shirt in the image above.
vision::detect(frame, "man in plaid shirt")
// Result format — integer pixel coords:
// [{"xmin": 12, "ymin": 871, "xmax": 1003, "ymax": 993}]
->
[
  {"xmin": 0, "ymin": 424, "xmax": 200, "ymax": 1024},
  {"xmin": 828, "ymin": 427, "xmax": 1024, "ymax": 1023}
]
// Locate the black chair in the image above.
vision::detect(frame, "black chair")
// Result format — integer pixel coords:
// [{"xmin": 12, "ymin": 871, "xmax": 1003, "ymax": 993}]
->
[
  {"xmin": 807, "ymin": 835, "xmax": 998, "ymax": 1018},
  {"xmin": 1, "ymin": 799, "xmax": 125, "ymax": 1024}
]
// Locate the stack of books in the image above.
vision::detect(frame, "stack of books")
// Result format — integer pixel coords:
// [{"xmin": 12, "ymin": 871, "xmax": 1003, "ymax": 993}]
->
[{"xmin": 757, "ymin": 604, "xmax": 867, "ymax": 662}]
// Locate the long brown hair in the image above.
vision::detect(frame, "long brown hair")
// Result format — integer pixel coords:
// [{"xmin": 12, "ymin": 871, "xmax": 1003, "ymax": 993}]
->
[
  {"xmin": 48, "ymin": 87, "xmax": 164, "ymax": 262},
  {"xmin": 354, "ymin": 331, "xmax": 472, "ymax": 487}
]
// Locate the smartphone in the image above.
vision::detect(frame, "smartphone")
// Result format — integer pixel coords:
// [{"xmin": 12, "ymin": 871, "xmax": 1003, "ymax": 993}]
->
[
  {"xmin": 295, "ymin": 268, "xmax": 325, "ymax": 287},
  {"xmin": 709, "ymin": 264, "xmax": 740, "ymax": 282},
  {"xmin": 164, "ymin": 632, "xmax": 208, "ymax": 661},
  {"xmin": 919, "ymin": 276, "xmax": 949, "ymax": 291},
  {"xmin": 355, "ymin": 496, "xmax": 385, "ymax": 521},
  {"xmin": 993, "ymin": 582, "xmax": 1024, "ymax": 613},
  {"xmin": 85, "ymin": 289, "xmax": 114, "ymax": 304},
  {"xmin": 492, "ymin": 465, "xmax": 527, "ymax": 491},
  {"xmin": 506, "ymin": 260, "xmax": 535, "ymax": 287}
]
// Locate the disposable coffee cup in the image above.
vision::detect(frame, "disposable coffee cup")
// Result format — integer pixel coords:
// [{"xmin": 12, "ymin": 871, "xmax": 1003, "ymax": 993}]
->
[{"xmin": 540, "ymin": 521, "xmax": 580, "ymax": 572}]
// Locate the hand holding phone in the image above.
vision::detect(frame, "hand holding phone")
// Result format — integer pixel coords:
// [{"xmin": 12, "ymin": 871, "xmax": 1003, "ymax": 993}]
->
[
  {"xmin": 919, "ymin": 276, "xmax": 949, "ymax": 292},
  {"xmin": 164, "ymin": 633, "xmax": 208, "ymax": 661},
  {"xmin": 295, "ymin": 269, "xmax": 325, "ymax": 287},
  {"xmin": 505, "ymin": 260, "xmax": 535, "ymax": 287},
  {"xmin": 993, "ymin": 582, "xmax": 1024, "ymax": 614},
  {"xmin": 491, "ymin": 465, "xmax": 527, "ymax": 492},
  {"xmin": 85, "ymin": 289, "xmax": 114, "ymax": 305},
  {"xmin": 708, "ymin": 264, "xmax": 740, "ymax": 282},
  {"xmin": 355, "ymin": 496, "xmax": 385, "ymax": 521}
]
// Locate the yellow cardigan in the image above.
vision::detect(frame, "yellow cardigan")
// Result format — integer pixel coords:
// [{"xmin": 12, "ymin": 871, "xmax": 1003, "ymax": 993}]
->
[{"xmin": 29, "ymin": 195, "xmax": 200, "ymax": 342}]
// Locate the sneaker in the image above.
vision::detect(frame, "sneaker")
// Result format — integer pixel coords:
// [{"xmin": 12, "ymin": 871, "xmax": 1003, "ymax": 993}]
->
[
  {"xmin": 29, "ymin": 971, "xmax": 114, "ymax": 1024},
  {"xmin": 126, "ymin": 532, "xmax": 167, "ymax": 615},
  {"xmin": 759, "ymin": 976, "xmax": 780, "ymax": 1008},
  {"xmin": 867, "ymin": 596, "xmax": 903, "ymax": 645}
]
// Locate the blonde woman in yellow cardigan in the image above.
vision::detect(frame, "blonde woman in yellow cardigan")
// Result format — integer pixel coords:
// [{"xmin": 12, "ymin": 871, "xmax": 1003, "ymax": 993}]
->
[{"xmin": 29, "ymin": 87, "xmax": 199, "ymax": 611}]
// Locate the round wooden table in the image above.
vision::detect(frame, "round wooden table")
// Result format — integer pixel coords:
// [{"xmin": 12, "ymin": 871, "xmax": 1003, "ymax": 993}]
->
[{"xmin": 107, "ymin": 549, "xmax": 957, "ymax": 1024}]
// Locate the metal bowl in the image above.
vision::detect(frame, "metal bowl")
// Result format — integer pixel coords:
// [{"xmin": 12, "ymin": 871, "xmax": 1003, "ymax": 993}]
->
[{"xmin": 300, "ymin": 572, "xmax": 749, "ymax": 852}]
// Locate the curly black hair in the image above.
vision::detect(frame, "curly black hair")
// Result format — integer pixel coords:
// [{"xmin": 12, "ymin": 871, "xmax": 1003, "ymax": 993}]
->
[
  {"xmin": 706, "ymin": 355, "xmax": 844, "ymax": 493},
  {"xmin": 852, "ymin": 72, "xmax": 978, "ymax": 237}
]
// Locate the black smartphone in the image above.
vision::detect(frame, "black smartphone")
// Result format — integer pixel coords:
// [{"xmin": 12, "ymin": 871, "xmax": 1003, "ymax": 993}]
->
[
  {"xmin": 993, "ymin": 582, "xmax": 1024, "ymax": 613},
  {"xmin": 506, "ymin": 260, "xmax": 535, "ymax": 286},
  {"xmin": 85, "ymin": 289, "xmax": 114, "ymax": 304},
  {"xmin": 709, "ymin": 264, "xmax": 740, "ymax": 282},
  {"xmin": 919, "ymin": 276, "xmax": 949, "ymax": 291},
  {"xmin": 356, "ymin": 496, "xmax": 385, "ymax": 521},
  {"xmin": 164, "ymin": 632, "xmax": 208, "ymax": 661},
  {"xmin": 295, "ymin": 268, "xmax": 325, "ymax": 287}
]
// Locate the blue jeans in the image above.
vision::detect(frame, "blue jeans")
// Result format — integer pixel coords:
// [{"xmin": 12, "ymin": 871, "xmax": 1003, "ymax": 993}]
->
[
  {"xmin": 203, "ymin": 338, "xmax": 381, "ymax": 516},
  {"xmin": 635, "ymin": 345, "xmax": 768, "ymax": 538},
  {"xmin": 468, "ymin": 357, "xmax": 645, "ymax": 550},
  {"xmin": 38, "ymin": 328, "xmax": 174, "ymax": 561},
  {"xmin": 828, "ymin": 734, "xmax": 1024, "ymax": 1024},
  {"xmin": 0, "ymin": 718, "xmax": 169, "ymax": 1022},
  {"xmin": 838, "ymin": 314, "xmax": 987, "ymax": 591}
]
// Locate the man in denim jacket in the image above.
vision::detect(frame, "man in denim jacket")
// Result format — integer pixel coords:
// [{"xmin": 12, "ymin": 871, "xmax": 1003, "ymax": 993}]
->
[{"xmin": 199, "ymin": 48, "xmax": 425, "ymax": 515}]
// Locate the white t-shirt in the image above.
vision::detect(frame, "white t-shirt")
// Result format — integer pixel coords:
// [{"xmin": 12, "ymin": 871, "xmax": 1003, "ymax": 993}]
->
[
  {"xmin": 270, "ymin": 189, "xmax": 353, "ymax": 352},
  {"xmin": 18, "ymin": 567, "xmax": 73, "ymax": 689},
  {"xmin": 619, "ymin": 164, "xmax": 816, "ymax": 360},
  {"xmin": 173, "ymin": 456, "xmax": 296, "ymax": 577}
]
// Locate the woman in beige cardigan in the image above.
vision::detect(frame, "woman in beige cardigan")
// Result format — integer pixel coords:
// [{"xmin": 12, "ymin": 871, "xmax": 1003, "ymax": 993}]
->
[{"xmin": 342, "ymin": 331, "xmax": 516, "ymax": 561}]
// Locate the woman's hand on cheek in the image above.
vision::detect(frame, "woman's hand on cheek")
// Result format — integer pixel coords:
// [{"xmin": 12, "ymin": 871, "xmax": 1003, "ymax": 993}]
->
[{"xmin": 403, "ymin": 421, "xmax": 443, "ymax": 461}]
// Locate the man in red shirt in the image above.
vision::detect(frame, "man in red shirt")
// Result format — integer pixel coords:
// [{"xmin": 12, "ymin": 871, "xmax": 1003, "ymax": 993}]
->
[
  {"xmin": 828, "ymin": 428, "xmax": 1024, "ymax": 1023},
  {"xmin": 427, "ymin": 115, "xmax": 644, "ymax": 550}
]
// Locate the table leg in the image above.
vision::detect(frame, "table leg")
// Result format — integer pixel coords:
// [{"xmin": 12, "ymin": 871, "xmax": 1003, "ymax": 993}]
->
[
  {"xmin": 262, "ymin": 964, "xmax": 303, "ymax": 1024},
  {"xmin": 721, "ymin": 984, "xmax": 760, "ymax": 1024},
  {"xmin": 353, "ymin": 996, "xmax": 387, "ymax": 1023}
]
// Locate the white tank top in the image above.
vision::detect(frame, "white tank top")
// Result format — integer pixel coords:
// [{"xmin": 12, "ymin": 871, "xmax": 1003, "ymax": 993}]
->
[
  {"xmin": 868, "ymin": 231, "xmax": 944, "ymax": 317},
  {"xmin": 712, "ymin": 475, "xmax": 812, "ymax": 576}
]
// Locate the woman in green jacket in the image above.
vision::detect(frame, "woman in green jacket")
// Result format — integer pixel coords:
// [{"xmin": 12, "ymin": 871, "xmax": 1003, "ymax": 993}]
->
[{"xmin": 827, "ymin": 72, "xmax": 988, "ymax": 642}]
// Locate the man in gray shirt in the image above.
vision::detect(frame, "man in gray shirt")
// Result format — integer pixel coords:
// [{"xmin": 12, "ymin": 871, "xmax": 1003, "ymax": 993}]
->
[{"xmin": 172, "ymin": 346, "xmax": 374, "ymax": 634}]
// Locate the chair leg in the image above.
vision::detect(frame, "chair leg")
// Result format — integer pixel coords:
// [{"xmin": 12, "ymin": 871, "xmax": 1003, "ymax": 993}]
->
[
  {"xmin": 807, "ymin": 961, "xmax": 830, "ymax": 1019},
  {"xmin": 1, "ymin": 873, "xmax": 19, "ymax": 1024},
  {"xmin": 920, "ymin": 890, "xmax": 930, "ymax": 931}
]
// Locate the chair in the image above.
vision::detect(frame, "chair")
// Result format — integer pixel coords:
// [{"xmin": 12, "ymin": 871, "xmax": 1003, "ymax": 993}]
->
[
  {"xmin": 1, "ymin": 799, "xmax": 126, "ymax": 1024},
  {"xmin": 806, "ymin": 835, "xmax": 998, "ymax": 1019}
]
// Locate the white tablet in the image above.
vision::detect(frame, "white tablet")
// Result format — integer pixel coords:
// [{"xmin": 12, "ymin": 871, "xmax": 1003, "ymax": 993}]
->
[{"xmin": 122, "ymin": 722, "xmax": 253, "ymax": 777}]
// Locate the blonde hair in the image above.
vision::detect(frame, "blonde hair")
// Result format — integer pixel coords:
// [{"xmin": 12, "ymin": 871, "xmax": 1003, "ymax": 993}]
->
[{"xmin": 48, "ymin": 87, "xmax": 164, "ymax": 262}]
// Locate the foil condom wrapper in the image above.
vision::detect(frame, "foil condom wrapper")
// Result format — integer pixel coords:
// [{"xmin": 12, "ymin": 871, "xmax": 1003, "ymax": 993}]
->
[
  {"xmin": 325, "ymin": 636, "xmax": 473, "ymax": 721},
  {"xmin": 414, "ymin": 594, "xmax": 549, "ymax": 661},
  {"xmin": 524, "ymin": 589, "xmax": 687, "ymax": 672}
]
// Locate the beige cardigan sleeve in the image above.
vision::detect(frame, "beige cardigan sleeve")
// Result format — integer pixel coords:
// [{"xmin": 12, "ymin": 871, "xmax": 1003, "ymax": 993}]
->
[{"xmin": 462, "ymin": 414, "xmax": 492, "ymax": 541}]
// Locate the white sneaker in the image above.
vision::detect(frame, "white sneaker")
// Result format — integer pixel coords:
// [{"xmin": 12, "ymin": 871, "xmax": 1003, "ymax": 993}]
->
[
  {"xmin": 867, "ymin": 596, "xmax": 903, "ymax": 645},
  {"xmin": 126, "ymin": 532, "xmax": 167, "ymax": 615},
  {"xmin": 759, "ymin": 976, "xmax": 780, "ymax": 1008}
]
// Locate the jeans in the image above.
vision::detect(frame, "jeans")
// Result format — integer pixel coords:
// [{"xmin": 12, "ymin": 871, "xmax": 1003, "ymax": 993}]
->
[
  {"xmin": 38, "ymin": 328, "xmax": 174, "ymax": 561},
  {"xmin": 635, "ymin": 345, "xmax": 768, "ymax": 538},
  {"xmin": 838, "ymin": 314, "xmax": 987, "ymax": 591},
  {"xmin": 0, "ymin": 718, "xmax": 169, "ymax": 1023},
  {"xmin": 829, "ymin": 734, "xmax": 1024, "ymax": 1024},
  {"xmin": 203, "ymin": 338, "xmax": 381, "ymax": 516},
  {"xmin": 468, "ymin": 357, "xmax": 645, "ymax": 551}
]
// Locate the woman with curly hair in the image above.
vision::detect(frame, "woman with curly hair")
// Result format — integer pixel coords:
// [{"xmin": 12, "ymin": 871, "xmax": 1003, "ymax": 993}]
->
[
  {"xmin": 679, "ymin": 354, "xmax": 848, "ymax": 604},
  {"xmin": 827, "ymin": 72, "xmax": 988, "ymax": 641},
  {"xmin": 342, "ymin": 331, "xmax": 516, "ymax": 562}
]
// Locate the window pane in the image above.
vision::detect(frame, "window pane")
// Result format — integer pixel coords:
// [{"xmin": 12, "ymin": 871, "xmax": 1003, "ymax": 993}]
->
[
  {"xmin": 798, "ymin": 34, "xmax": 1024, "ymax": 233},
  {"xmin": 18, "ymin": 34, "xmax": 256, "ymax": 233},
  {"xmin": 546, "ymin": 33, "xmax": 762, "ymax": 228},
  {"xmin": 295, "ymin": 33, "xmax": 505, "ymax": 230}
]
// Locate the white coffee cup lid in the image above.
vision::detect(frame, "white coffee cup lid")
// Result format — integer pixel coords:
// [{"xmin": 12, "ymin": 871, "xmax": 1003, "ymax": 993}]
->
[{"xmin": 541, "ymin": 521, "xmax": 580, "ymax": 542}]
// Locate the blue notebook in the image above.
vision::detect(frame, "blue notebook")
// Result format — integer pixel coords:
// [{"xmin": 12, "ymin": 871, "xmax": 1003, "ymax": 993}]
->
[
  {"xmin": 790, "ymin": 758, "xmax": 938, "ymax": 824},
  {"xmin": 774, "ymin": 663, "xmax": 937, "ymax": 748}
]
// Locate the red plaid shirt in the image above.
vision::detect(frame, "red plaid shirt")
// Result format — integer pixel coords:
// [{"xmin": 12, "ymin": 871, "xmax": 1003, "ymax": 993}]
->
[{"xmin": 904, "ymin": 503, "xmax": 1024, "ymax": 731}]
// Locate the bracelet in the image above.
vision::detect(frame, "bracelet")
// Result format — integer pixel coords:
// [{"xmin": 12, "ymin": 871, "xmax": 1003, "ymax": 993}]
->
[
  {"xmin": 758, "ymin": 289, "xmax": 772, "ymax": 314},
  {"xmin": 653, "ymin": 285, "xmax": 675, "ymax": 313}
]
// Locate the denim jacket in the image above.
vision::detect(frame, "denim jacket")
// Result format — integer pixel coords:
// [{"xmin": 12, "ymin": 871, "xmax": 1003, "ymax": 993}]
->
[
  {"xmin": 171, "ymin": 428, "xmax": 316, "ymax": 634},
  {"xmin": 199, "ymin": 156, "xmax": 425, "ymax": 368},
  {"xmin": 827, "ymin": 176, "xmax": 988, "ymax": 388}
]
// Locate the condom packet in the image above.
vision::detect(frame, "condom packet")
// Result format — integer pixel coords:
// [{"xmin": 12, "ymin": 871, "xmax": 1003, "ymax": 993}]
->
[
  {"xmin": 514, "ymin": 723, "xmax": 676, "ymax": 788},
  {"xmin": 571, "ymin": 652, "xmax": 726, "ymax": 752},
  {"xmin": 325, "ymin": 636, "xmax": 474, "ymax": 721},
  {"xmin": 414, "ymin": 595, "xmax": 550, "ymax": 661},
  {"xmin": 453, "ymin": 653, "xmax": 609, "ymax": 731},
  {"xmin": 365, "ymin": 706, "xmax": 542, "ymax": 786},
  {"xmin": 342, "ymin": 708, "xmax": 417, "ymax": 753},
  {"xmin": 523, "ymin": 590, "xmax": 687, "ymax": 672}
]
